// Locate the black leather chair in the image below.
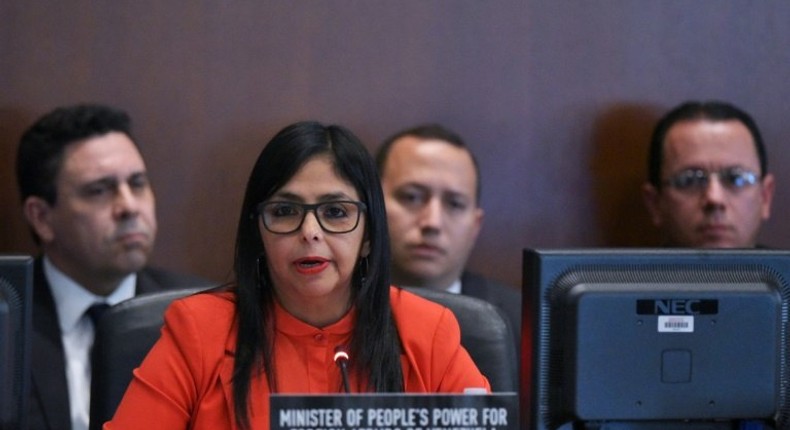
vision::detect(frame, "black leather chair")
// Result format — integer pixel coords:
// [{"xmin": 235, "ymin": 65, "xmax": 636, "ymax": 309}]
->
[
  {"xmin": 89, "ymin": 287, "xmax": 208, "ymax": 430},
  {"xmin": 403, "ymin": 287, "xmax": 518, "ymax": 393}
]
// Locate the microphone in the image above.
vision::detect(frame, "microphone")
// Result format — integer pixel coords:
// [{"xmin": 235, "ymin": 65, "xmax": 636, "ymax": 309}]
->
[{"xmin": 334, "ymin": 345, "xmax": 351, "ymax": 393}]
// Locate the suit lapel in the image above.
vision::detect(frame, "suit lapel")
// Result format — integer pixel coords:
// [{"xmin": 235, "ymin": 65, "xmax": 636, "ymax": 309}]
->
[
  {"xmin": 135, "ymin": 268, "xmax": 164, "ymax": 295},
  {"xmin": 30, "ymin": 258, "xmax": 72, "ymax": 430},
  {"xmin": 459, "ymin": 271, "xmax": 486, "ymax": 300}
]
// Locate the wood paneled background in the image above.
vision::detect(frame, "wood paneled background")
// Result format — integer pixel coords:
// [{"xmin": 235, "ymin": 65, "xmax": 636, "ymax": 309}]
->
[{"xmin": 3, "ymin": 1, "xmax": 790, "ymax": 289}]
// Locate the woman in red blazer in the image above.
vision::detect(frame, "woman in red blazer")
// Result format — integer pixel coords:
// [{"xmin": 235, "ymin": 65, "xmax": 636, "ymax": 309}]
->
[{"xmin": 105, "ymin": 121, "xmax": 489, "ymax": 430}]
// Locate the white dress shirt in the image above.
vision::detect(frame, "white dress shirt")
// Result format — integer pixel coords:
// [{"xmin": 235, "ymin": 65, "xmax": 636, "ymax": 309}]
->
[
  {"xmin": 445, "ymin": 279, "xmax": 462, "ymax": 294},
  {"xmin": 403, "ymin": 279, "xmax": 462, "ymax": 294},
  {"xmin": 44, "ymin": 257, "xmax": 136, "ymax": 430}
]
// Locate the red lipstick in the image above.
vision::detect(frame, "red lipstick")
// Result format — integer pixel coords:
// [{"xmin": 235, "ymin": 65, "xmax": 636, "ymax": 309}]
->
[{"xmin": 293, "ymin": 257, "xmax": 330, "ymax": 275}]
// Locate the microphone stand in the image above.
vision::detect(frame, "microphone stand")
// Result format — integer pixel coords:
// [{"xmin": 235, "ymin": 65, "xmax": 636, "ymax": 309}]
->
[{"xmin": 334, "ymin": 346, "xmax": 351, "ymax": 393}]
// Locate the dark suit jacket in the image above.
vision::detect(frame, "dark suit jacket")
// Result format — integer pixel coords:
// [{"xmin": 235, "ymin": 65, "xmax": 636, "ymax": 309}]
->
[
  {"xmin": 27, "ymin": 257, "xmax": 215, "ymax": 430},
  {"xmin": 460, "ymin": 271, "xmax": 522, "ymax": 353}
]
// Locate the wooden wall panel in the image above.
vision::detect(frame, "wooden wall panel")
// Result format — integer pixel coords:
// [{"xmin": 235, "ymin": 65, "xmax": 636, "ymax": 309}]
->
[{"xmin": 2, "ymin": 1, "xmax": 790, "ymax": 289}]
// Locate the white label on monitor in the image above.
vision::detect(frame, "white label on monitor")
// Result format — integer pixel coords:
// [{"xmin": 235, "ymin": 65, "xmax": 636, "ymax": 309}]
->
[{"xmin": 658, "ymin": 315, "xmax": 694, "ymax": 333}]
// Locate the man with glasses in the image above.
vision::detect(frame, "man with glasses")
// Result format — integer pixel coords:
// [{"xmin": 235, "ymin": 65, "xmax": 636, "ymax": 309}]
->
[
  {"xmin": 375, "ymin": 124, "xmax": 520, "ymax": 351},
  {"xmin": 642, "ymin": 100, "xmax": 775, "ymax": 248}
]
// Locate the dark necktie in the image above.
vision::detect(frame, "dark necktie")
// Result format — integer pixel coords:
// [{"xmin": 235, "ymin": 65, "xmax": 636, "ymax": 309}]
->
[
  {"xmin": 87, "ymin": 302, "xmax": 110, "ymax": 363},
  {"xmin": 86, "ymin": 302, "xmax": 110, "ymax": 329}
]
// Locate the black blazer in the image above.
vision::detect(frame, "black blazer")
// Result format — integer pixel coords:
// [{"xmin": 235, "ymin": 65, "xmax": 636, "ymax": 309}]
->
[
  {"xmin": 460, "ymin": 271, "xmax": 522, "ymax": 353},
  {"xmin": 27, "ymin": 257, "xmax": 214, "ymax": 430}
]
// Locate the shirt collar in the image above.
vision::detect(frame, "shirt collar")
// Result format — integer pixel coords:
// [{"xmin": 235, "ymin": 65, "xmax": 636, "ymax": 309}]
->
[
  {"xmin": 401, "ymin": 279, "xmax": 462, "ymax": 294},
  {"xmin": 446, "ymin": 279, "xmax": 462, "ymax": 294},
  {"xmin": 44, "ymin": 256, "xmax": 137, "ymax": 333},
  {"xmin": 274, "ymin": 300, "xmax": 355, "ymax": 336}
]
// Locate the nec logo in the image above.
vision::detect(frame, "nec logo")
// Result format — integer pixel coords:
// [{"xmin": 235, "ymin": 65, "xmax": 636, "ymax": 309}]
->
[{"xmin": 636, "ymin": 299, "xmax": 718, "ymax": 315}]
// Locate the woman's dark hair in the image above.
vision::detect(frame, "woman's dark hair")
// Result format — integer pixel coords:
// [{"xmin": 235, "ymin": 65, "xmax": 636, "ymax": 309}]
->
[{"xmin": 232, "ymin": 121, "xmax": 402, "ymax": 429}]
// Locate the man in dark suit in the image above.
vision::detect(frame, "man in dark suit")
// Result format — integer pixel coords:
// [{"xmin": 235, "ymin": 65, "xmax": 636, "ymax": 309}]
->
[
  {"xmin": 16, "ymin": 104, "xmax": 213, "ymax": 430},
  {"xmin": 376, "ymin": 124, "xmax": 520, "ymax": 351}
]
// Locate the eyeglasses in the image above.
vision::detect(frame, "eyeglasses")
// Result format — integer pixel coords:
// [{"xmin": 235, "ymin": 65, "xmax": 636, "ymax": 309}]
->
[
  {"xmin": 662, "ymin": 167, "xmax": 760, "ymax": 193},
  {"xmin": 256, "ymin": 201, "xmax": 367, "ymax": 234}
]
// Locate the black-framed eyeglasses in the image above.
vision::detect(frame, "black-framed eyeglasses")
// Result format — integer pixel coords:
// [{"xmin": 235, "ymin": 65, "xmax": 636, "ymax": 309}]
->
[
  {"xmin": 662, "ymin": 167, "xmax": 760, "ymax": 193},
  {"xmin": 256, "ymin": 201, "xmax": 367, "ymax": 234}
]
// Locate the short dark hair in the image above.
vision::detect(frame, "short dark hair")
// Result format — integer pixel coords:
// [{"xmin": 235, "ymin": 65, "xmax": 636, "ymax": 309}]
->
[
  {"xmin": 16, "ymin": 103, "xmax": 135, "ymax": 204},
  {"xmin": 647, "ymin": 100, "xmax": 767, "ymax": 188},
  {"xmin": 376, "ymin": 123, "xmax": 481, "ymax": 204},
  {"xmin": 232, "ymin": 121, "xmax": 401, "ymax": 429}
]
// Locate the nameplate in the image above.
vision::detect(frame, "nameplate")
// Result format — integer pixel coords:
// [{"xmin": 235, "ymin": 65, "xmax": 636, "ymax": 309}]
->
[{"xmin": 270, "ymin": 393, "xmax": 518, "ymax": 430}]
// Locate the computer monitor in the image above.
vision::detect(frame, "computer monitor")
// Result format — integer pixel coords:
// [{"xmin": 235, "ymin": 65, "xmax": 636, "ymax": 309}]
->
[
  {"xmin": 0, "ymin": 255, "xmax": 33, "ymax": 430},
  {"xmin": 521, "ymin": 249, "xmax": 790, "ymax": 430}
]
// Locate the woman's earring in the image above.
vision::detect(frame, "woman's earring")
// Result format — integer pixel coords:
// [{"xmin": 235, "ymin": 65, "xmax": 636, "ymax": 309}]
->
[{"xmin": 359, "ymin": 257, "xmax": 369, "ymax": 285}]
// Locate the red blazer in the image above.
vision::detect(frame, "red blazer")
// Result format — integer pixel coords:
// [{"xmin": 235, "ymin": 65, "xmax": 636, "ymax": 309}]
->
[{"xmin": 105, "ymin": 287, "xmax": 490, "ymax": 430}]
